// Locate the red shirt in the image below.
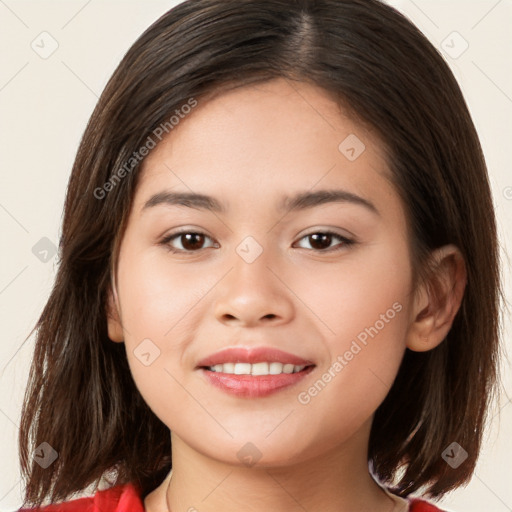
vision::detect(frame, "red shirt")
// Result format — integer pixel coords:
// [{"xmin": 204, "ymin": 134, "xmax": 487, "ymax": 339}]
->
[{"xmin": 18, "ymin": 482, "xmax": 446, "ymax": 511}]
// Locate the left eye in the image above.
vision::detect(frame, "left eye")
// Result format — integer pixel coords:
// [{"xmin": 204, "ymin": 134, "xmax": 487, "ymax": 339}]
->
[
  {"xmin": 160, "ymin": 230, "xmax": 354, "ymax": 253},
  {"xmin": 294, "ymin": 231, "xmax": 354, "ymax": 251}
]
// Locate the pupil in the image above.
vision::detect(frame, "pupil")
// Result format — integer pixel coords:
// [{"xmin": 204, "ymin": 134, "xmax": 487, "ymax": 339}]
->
[
  {"xmin": 310, "ymin": 233, "xmax": 331, "ymax": 250},
  {"xmin": 183, "ymin": 233, "xmax": 204, "ymax": 250}
]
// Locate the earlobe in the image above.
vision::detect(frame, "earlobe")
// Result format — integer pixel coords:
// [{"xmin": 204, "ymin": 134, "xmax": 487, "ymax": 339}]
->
[
  {"xmin": 406, "ymin": 244, "xmax": 467, "ymax": 353},
  {"xmin": 106, "ymin": 283, "xmax": 124, "ymax": 343}
]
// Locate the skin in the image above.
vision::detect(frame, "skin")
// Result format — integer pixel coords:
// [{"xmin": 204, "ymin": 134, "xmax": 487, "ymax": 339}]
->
[{"xmin": 107, "ymin": 78, "xmax": 466, "ymax": 512}]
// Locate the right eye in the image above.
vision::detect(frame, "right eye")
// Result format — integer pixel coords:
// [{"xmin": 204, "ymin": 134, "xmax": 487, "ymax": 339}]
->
[{"xmin": 159, "ymin": 230, "xmax": 219, "ymax": 253}]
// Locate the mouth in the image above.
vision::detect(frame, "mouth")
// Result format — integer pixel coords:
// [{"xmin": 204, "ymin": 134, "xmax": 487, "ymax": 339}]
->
[{"xmin": 195, "ymin": 346, "xmax": 316, "ymax": 398}]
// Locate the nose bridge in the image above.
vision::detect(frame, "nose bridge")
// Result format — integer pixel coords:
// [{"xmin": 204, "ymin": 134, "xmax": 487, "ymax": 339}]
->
[{"xmin": 213, "ymin": 235, "xmax": 293, "ymax": 326}]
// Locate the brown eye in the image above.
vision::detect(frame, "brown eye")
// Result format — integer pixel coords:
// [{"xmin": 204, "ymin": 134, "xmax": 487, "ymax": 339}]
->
[
  {"xmin": 161, "ymin": 231, "xmax": 217, "ymax": 253},
  {"xmin": 307, "ymin": 233, "xmax": 334, "ymax": 250},
  {"xmin": 179, "ymin": 233, "xmax": 206, "ymax": 251},
  {"xmin": 160, "ymin": 230, "xmax": 354, "ymax": 254},
  {"xmin": 295, "ymin": 231, "xmax": 354, "ymax": 252}
]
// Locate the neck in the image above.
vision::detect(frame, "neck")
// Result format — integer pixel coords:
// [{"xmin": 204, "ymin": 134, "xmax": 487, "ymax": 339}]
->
[{"xmin": 146, "ymin": 425, "xmax": 402, "ymax": 512}]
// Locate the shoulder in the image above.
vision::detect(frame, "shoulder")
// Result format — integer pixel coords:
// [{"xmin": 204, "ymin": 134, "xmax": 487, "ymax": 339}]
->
[
  {"xmin": 409, "ymin": 497, "xmax": 448, "ymax": 511},
  {"xmin": 18, "ymin": 482, "xmax": 145, "ymax": 512}
]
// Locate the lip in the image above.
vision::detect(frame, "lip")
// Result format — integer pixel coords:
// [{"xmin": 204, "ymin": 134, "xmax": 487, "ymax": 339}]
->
[
  {"xmin": 195, "ymin": 346, "xmax": 314, "ymax": 368},
  {"xmin": 199, "ymin": 366, "xmax": 316, "ymax": 398},
  {"xmin": 196, "ymin": 346, "xmax": 316, "ymax": 398}
]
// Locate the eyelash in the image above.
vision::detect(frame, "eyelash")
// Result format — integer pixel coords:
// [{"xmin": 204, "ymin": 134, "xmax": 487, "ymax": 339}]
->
[{"xmin": 159, "ymin": 229, "xmax": 356, "ymax": 254}]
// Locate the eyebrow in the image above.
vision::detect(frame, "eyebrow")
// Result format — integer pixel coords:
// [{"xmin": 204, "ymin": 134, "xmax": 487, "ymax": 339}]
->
[{"xmin": 141, "ymin": 189, "xmax": 379, "ymax": 216}]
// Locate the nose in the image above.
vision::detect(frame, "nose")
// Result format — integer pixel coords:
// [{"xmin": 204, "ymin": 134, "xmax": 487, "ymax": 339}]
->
[{"xmin": 213, "ymin": 247, "xmax": 295, "ymax": 328}]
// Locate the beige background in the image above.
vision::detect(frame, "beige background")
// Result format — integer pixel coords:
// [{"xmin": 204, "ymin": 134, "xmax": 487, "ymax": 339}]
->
[{"xmin": 0, "ymin": 1, "xmax": 511, "ymax": 511}]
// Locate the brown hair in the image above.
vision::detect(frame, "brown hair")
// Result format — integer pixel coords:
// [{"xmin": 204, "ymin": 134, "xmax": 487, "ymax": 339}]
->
[{"xmin": 18, "ymin": 0, "xmax": 503, "ymax": 507}]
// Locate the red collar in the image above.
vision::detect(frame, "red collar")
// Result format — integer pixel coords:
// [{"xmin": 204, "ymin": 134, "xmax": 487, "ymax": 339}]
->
[{"xmin": 19, "ymin": 482, "xmax": 445, "ymax": 511}]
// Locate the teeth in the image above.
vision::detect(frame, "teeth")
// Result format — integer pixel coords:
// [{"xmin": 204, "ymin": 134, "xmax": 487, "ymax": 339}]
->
[
  {"xmin": 208, "ymin": 362, "xmax": 307, "ymax": 375},
  {"xmin": 234, "ymin": 363, "xmax": 251, "ymax": 375}
]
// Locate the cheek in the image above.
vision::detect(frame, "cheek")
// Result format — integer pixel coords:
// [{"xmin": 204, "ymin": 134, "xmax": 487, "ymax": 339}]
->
[
  {"xmin": 115, "ymin": 245, "xmax": 217, "ymax": 422},
  {"xmin": 296, "ymin": 237, "xmax": 412, "ymax": 345},
  {"xmin": 291, "ymin": 279, "xmax": 410, "ymax": 454},
  {"xmin": 293, "ymin": 238, "xmax": 412, "ymax": 405},
  {"xmin": 117, "ymin": 245, "xmax": 209, "ymax": 339}
]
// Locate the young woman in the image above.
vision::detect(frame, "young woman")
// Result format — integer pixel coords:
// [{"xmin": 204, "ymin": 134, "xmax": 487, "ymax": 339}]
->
[{"xmin": 17, "ymin": 1, "xmax": 502, "ymax": 511}]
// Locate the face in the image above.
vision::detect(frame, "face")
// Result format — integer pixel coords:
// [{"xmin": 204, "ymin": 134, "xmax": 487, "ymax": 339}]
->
[{"xmin": 108, "ymin": 78, "xmax": 417, "ymax": 468}]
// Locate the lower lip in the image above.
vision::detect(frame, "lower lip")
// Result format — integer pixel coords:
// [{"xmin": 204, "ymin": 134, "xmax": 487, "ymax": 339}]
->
[{"xmin": 198, "ymin": 366, "xmax": 315, "ymax": 398}]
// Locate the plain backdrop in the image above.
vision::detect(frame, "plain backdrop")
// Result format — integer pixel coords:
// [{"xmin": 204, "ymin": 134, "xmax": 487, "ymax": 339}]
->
[{"xmin": 0, "ymin": 1, "xmax": 511, "ymax": 511}]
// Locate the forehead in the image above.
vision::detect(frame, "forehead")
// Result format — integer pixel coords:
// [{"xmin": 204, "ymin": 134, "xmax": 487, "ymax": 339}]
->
[{"xmin": 134, "ymin": 78, "xmax": 398, "ymax": 218}]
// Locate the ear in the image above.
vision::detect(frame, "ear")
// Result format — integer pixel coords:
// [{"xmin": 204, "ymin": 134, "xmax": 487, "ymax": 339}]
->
[
  {"xmin": 406, "ymin": 244, "xmax": 467, "ymax": 352},
  {"xmin": 106, "ymin": 278, "xmax": 124, "ymax": 343}
]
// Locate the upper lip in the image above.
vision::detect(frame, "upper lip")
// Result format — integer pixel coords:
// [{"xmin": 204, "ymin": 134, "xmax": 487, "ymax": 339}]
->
[{"xmin": 196, "ymin": 347, "xmax": 315, "ymax": 368}]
